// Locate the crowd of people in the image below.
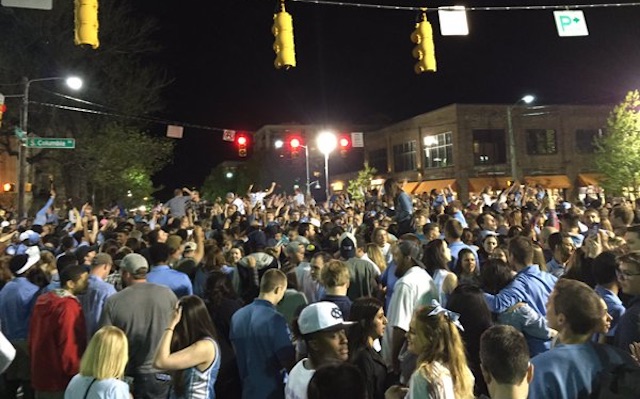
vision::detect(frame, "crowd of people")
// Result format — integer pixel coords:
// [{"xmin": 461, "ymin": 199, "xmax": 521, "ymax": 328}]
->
[{"xmin": 0, "ymin": 178, "xmax": 640, "ymax": 399}]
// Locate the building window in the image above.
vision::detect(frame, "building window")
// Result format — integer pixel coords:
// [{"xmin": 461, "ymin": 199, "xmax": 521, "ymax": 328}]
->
[
  {"xmin": 526, "ymin": 129, "xmax": 558, "ymax": 155},
  {"xmin": 368, "ymin": 148, "xmax": 388, "ymax": 173},
  {"xmin": 576, "ymin": 129, "xmax": 605, "ymax": 153},
  {"xmin": 392, "ymin": 141, "xmax": 417, "ymax": 173},
  {"xmin": 423, "ymin": 132, "xmax": 453, "ymax": 169},
  {"xmin": 472, "ymin": 129, "xmax": 506, "ymax": 165}
]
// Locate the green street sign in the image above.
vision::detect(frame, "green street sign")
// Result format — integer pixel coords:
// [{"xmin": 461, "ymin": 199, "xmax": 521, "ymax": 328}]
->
[{"xmin": 26, "ymin": 138, "xmax": 76, "ymax": 149}]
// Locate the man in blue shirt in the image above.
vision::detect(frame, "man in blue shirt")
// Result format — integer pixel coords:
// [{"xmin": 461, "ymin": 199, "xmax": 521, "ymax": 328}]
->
[
  {"xmin": 78, "ymin": 253, "xmax": 116, "ymax": 339},
  {"xmin": 147, "ymin": 243, "xmax": 193, "ymax": 298},
  {"xmin": 0, "ymin": 254, "xmax": 40, "ymax": 399},
  {"xmin": 592, "ymin": 251, "xmax": 625, "ymax": 343},
  {"xmin": 230, "ymin": 269, "xmax": 295, "ymax": 399},
  {"xmin": 484, "ymin": 236, "xmax": 557, "ymax": 316},
  {"xmin": 530, "ymin": 279, "xmax": 637, "ymax": 398},
  {"xmin": 444, "ymin": 219, "xmax": 479, "ymax": 272}
]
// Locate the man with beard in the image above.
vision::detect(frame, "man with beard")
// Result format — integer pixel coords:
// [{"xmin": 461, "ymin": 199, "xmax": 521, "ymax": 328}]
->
[
  {"xmin": 546, "ymin": 232, "xmax": 575, "ymax": 277},
  {"xmin": 100, "ymin": 253, "xmax": 178, "ymax": 399},
  {"xmin": 29, "ymin": 264, "xmax": 89, "ymax": 398},
  {"xmin": 381, "ymin": 237, "xmax": 437, "ymax": 383}
]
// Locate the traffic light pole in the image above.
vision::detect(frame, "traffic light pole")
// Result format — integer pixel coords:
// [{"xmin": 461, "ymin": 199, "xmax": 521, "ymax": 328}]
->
[
  {"xmin": 17, "ymin": 77, "xmax": 30, "ymax": 219},
  {"xmin": 304, "ymin": 144, "xmax": 310, "ymax": 195}
]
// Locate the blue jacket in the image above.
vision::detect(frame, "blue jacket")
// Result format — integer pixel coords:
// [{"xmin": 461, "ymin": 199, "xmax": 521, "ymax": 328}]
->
[{"xmin": 484, "ymin": 265, "xmax": 557, "ymax": 316}]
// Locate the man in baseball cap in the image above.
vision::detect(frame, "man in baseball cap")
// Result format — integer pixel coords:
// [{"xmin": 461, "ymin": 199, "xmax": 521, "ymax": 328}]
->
[{"xmin": 285, "ymin": 302, "xmax": 355, "ymax": 399}]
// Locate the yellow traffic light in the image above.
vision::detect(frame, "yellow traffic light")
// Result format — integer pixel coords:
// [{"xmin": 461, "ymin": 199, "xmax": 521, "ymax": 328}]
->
[
  {"xmin": 411, "ymin": 13, "xmax": 436, "ymax": 74},
  {"xmin": 272, "ymin": 1, "xmax": 296, "ymax": 70},
  {"xmin": 75, "ymin": 0, "xmax": 100, "ymax": 49}
]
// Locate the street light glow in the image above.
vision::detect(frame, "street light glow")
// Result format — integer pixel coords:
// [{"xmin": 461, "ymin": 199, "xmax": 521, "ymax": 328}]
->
[
  {"xmin": 65, "ymin": 76, "xmax": 83, "ymax": 90},
  {"xmin": 316, "ymin": 131, "xmax": 337, "ymax": 155},
  {"xmin": 274, "ymin": 139, "xmax": 284, "ymax": 149},
  {"xmin": 522, "ymin": 94, "xmax": 535, "ymax": 104},
  {"xmin": 226, "ymin": 172, "xmax": 234, "ymax": 179}
]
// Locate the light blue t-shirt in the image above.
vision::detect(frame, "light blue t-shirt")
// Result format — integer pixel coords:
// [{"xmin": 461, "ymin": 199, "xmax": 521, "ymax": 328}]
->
[{"xmin": 64, "ymin": 374, "xmax": 129, "ymax": 399}]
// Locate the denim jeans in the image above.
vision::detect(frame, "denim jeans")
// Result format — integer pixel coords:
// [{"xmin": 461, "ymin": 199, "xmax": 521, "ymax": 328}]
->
[{"xmin": 131, "ymin": 373, "xmax": 171, "ymax": 399}]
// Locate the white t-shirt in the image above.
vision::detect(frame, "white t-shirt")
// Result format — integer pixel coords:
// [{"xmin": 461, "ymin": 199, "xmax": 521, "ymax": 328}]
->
[
  {"xmin": 285, "ymin": 359, "xmax": 315, "ymax": 399},
  {"xmin": 249, "ymin": 192, "xmax": 268, "ymax": 208},
  {"xmin": 381, "ymin": 266, "xmax": 437, "ymax": 366},
  {"xmin": 294, "ymin": 193, "xmax": 305, "ymax": 206},
  {"xmin": 232, "ymin": 197, "xmax": 245, "ymax": 215}
]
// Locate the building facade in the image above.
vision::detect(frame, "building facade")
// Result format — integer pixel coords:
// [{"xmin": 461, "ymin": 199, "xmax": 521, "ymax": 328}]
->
[{"xmin": 362, "ymin": 103, "xmax": 609, "ymax": 200}]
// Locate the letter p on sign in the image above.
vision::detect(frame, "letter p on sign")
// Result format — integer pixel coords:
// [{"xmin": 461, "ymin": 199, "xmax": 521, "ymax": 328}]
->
[{"xmin": 553, "ymin": 10, "xmax": 589, "ymax": 37}]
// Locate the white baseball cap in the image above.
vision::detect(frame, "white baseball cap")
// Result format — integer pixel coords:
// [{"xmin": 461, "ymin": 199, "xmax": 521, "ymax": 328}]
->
[{"xmin": 298, "ymin": 302, "xmax": 355, "ymax": 335}]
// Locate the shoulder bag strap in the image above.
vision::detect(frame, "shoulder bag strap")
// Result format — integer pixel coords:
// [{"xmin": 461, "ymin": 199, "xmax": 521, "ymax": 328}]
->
[{"xmin": 83, "ymin": 378, "xmax": 97, "ymax": 399}]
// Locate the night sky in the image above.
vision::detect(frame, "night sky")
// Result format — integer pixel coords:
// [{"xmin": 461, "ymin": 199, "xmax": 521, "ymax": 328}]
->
[{"xmin": 142, "ymin": 0, "xmax": 640, "ymax": 198}]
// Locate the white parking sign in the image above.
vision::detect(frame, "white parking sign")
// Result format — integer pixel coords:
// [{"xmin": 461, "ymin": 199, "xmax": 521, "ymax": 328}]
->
[{"xmin": 553, "ymin": 10, "xmax": 589, "ymax": 37}]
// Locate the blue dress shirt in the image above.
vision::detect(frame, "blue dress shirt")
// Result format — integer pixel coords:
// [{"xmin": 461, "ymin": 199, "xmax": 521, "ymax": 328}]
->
[
  {"xmin": 79, "ymin": 274, "xmax": 117, "ymax": 337},
  {"xmin": 147, "ymin": 265, "xmax": 193, "ymax": 298},
  {"xmin": 0, "ymin": 277, "xmax": 40, "ymax": 340}
]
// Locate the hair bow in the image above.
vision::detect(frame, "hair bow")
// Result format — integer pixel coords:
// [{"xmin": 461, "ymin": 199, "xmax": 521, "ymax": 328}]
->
[{"xmin": 427, "ymin": 299, "xmax": 464, "ymax": 332}]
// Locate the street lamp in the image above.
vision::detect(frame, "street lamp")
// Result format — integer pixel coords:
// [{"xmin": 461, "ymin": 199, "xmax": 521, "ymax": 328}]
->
[
  {"xmin": 506, "ymin": 94, "xmax": 535, "ymax": 183},
  {"xmin": 289, "ymin": 138, "xmax": 311, "ymax": 195},
  {"xmin": 316, "ymin": 130, "xmax": 337, "ymax": 201},
  {"xmin": 18, "ymin": 76, "xmax": 83, "ymax": 217}
]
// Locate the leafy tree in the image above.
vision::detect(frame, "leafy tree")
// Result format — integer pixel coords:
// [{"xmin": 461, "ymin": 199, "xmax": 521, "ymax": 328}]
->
[
  {"xmin": 347, "ymin": 163, "xmax": 376, "ymax": 200},
  {"xmin": 0, "ymin": 1, "xmax": 172, "ymax": 209},
  {"xmin": 595, "ymin": 90, "xmax": 640, "ymax": 197}
]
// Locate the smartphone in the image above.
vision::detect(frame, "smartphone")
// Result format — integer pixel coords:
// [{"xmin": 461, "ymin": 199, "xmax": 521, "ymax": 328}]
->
[{"xmin": 589, "ymin": 224, "xmax": 600, "ymax": 237}]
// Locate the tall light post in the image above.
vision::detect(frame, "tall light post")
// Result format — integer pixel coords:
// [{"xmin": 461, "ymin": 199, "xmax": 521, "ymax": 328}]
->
[
  {"xmin": 507, "ymin": 94, "xmax": 535, "ymax": 183},
  {"xmin": 18, "ymin": 76, "xmax": 83, "ymax": 217},
  {"xmin": 289, "ymin": 138, "xmax": 311, "ymax": 195},
  {"xmin": 316, "ymin": 131, "xmax": 337, "ymax": 201}
]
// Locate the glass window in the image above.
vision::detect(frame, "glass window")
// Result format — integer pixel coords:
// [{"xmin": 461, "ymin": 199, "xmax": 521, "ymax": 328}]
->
[
  {"xmin": 526, "ymin": 129, "xmax": 557, "ymax": 155},
  {"xmin": 368, "ymin": 148, "xmax": 388, "ymax": 174},
  {"xmin": 392, "ymin": 141, "xmax": 417, "ymax": 172},
  {"xmin": 575, "ymin": 129, "xmax": 605, "ymax": 153},
  {"xmin": 472, "ymin": 129, "xmax": 506, "ymax": 165},
  {"xmin": 423, "ymin": 132, "xmax": 453, "ymax": 169}
]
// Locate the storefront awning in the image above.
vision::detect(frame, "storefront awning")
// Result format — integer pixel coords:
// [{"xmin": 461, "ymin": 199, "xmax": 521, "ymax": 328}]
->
[
  {"xmin": 468, "ymin": 176, "xmax": 513, "ymax": 193},
  {"xmin": 402, "ymin": 181, "xmax": 421, "ymax": 194},
  {"xmin": 414, "ymin": 179, "xmax": 457, "ymax": 194},
  {"xmin": 578, "ymin": 173, "xmax": 604, "ymax": 186},
  {"xmin": 524, "ymin": 175, "xmax": 572, "ymax": 189}
]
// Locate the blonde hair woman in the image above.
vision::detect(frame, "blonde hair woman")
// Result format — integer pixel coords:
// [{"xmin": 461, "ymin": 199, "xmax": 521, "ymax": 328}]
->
[
  {"xmin": 64, "ymin": 326, "xmax": 130, "ymax": 399},
  {"xmin": 386, "ymin": 301, "xmax": 475, "ymax": 399}
]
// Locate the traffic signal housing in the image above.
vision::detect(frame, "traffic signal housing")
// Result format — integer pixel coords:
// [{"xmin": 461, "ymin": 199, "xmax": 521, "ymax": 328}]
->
[
  {"xmin": 411, "ymin": 13, "xmax": 436, "ymax": 74},
  {"xmin": 0, "ymin": 94, "xmax": 5, "ymax": 128},
  {"xmin": 338, "ymin": 134, "xmax": 351, "ymax": 157},
  {"xmin": 272, "ymin": 1, "xmax": 296, "ymax": 70},
  {"xmin": 3, "ymin": 183, "xmax": 14, "ymax": 193},
  {"xmin": 75, "ymin": 0, "xmax": 99, "ymax": 49},
  {"xmin": 236, "ymin": 134, "xmax": 249, "ymax": 157}
]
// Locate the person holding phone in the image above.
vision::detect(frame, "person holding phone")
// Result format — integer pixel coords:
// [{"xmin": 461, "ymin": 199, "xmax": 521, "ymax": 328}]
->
[{"xmin": 153, "ymin": 295, "xmax": 220, "ymax": 399}]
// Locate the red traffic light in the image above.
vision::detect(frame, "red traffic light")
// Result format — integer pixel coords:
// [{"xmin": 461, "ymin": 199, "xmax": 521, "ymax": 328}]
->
[
  {"xmin": 237, "ymin": 136, "xmax": 247, "ymax": 146},
  {"xmin": 339, "ymin": 135, "xmax": 351, "ymax": 148},
  {"xmin": 0, "ymin": 104, "xmax": 6, "ymax": 113},
  {"xmin": 290, "ymin": 138, "xmax": 301, "ymax": 148}
]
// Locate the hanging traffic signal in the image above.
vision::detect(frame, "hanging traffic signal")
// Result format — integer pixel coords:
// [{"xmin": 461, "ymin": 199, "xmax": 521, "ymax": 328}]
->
[
  {"xmin": 290, "ymin": 138, "xmax": 301, "ymax": 149},
  {"xmin": 74, "ymin": 0, "xmax": 100, "ymax": 49},
  {"xmin": 236, "ymin": 133, "xmax": 248, "ymax": 157},
  {"xmin": 411, "ymin": 13, "xmax": 436, "ymax": 74},
  {"xmin": 0, "ymin": 94, "xmax": 5, "ymax": 128},
  {"xmin": 272, "ymin": 1, "xmax": 296, "ymax": 70}
]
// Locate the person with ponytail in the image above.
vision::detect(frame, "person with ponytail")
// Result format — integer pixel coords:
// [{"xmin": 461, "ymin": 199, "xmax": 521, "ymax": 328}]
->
[
  {"xmin": 386, "ymin": 301, "xmax": 475, "ymax": 399},
  {"xmin": 348, "ymin": 297, "xmax": 390, "ymax": 399},
  {"xmin": 153, "ymin": 295, "xmax": 220, "ymax": 399}
]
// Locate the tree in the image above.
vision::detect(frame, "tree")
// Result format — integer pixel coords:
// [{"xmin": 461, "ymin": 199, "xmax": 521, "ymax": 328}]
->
[
  {"xmin": 595, "ymin": 90, "xmax": 640, "ymax": 197},
  {"xmin": 347, "ymin": 163, "xmax": 376, "ymax": 200},
  {"xmin": 0, "ymin": 1, "xmax": 173, "ymax": 209}
]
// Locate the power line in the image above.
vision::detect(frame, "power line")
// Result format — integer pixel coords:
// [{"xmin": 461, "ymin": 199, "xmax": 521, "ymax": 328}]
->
[
  {"xmin": 31, "ymin": 101, "xmax": 249, "ymax": 133},
  {"xmin": 289, "ymin": 0, "xmax": 640, "ymax": 12}
]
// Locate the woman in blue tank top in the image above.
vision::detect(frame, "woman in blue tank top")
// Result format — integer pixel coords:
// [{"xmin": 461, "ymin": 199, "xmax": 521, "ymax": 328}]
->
[{"xmin": 153, "ymin": 295, "xmax": 221, "ymax": 399}]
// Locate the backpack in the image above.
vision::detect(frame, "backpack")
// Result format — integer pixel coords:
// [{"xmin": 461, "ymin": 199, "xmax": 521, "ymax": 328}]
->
[{"xmin": 591, "ymin": 343, "xmax": 640, "ymax": 399}]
